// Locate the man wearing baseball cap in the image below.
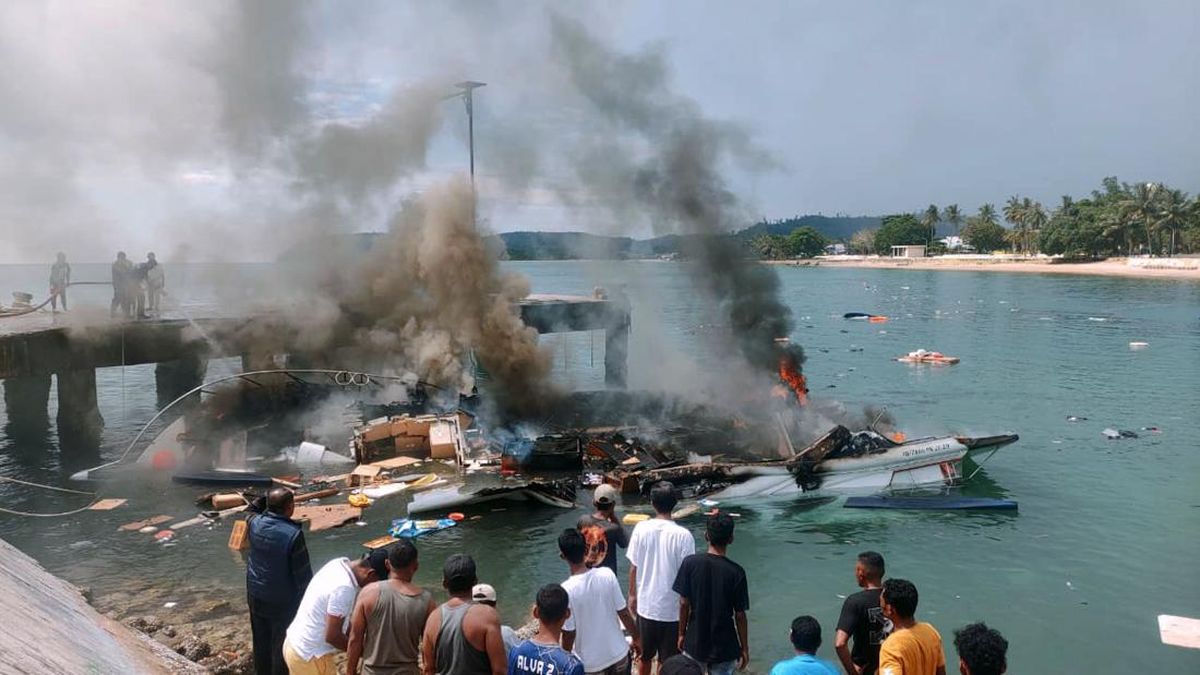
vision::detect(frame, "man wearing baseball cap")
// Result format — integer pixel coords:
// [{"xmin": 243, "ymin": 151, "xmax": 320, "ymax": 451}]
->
[
  {"xmin": 472, "ymin": 583, "xmax": 520, "ymax": 655},
  {"xmin": 284, "ymin": 548, "xmax": 390, "ymax": 674},
  {"xmin": 577, "ymin": 484, "xmax": 629, "ymax": 576}
]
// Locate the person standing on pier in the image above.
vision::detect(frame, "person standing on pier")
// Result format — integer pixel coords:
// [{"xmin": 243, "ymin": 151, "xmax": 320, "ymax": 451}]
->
[
  {"xmin": 578, "ymin": 484, "xmax": 628, "ymax": 577},
  {"xmin": 877, "ymin": 579, "xmax": 945, "ymax": 675},
  {"xmin": 672, "ymin": 513, "xmax": 750, "ymax": 675},
  {"xmin": 49, "ymin": 252, "xmax": 70, "ymax": 311},
  {"xmin": 110, "ymin": 251, "xmax": 133, "ymax": 318},
  {"xmin": 421, "ymin": 554, "xmax": 508, "ymax": 675},
  {"xmin": 144, "ymin": 252, "xmax": 165, "ymax": 316},
  {"xmin": 346, "ymin": 541, "xmax": 436, "ymax": 675},
  {"xmin": 835, "ymin": 552, "xmax": 889, "ymax": 675},
  {"xmin": 627, "ymin": 481, "xmax": 695, "ymax": 675},
  {"xmin": 246, "ymin": 488, "xmax": 313, "ymax": 675},
  {"xmin": 284, "ymin": 548, "xmax": 390, "ymax": 674}
]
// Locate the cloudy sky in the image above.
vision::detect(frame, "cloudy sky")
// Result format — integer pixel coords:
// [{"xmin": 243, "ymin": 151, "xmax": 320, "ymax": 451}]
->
[{"xmin": 1, "ymin": 1, "xmax": 1197, "ymax": 262}]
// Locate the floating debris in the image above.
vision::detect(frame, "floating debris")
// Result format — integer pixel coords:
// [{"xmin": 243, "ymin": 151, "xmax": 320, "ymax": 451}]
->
[{"xmin": 1102, "ymin": 428, "xmax": 1139, "ymax": 440}]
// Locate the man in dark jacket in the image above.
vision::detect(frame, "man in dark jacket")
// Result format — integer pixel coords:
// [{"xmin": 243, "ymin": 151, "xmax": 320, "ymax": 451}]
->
[{"xmin": 246, "ymin": 488, "xmax": 313, "ymax": 675}]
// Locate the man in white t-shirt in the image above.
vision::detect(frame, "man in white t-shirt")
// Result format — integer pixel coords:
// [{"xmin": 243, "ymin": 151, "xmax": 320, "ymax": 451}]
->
[
  {"xmin": 626, "ymin": 481, "xmax": 696, "ymax": 675},
  {"xmin": 559, "ymin": 528, "xmax": 641, "ymax": 675},
  {"xmin": 283, "ymin": 549, "xmax": 390, "ymax": 674}
]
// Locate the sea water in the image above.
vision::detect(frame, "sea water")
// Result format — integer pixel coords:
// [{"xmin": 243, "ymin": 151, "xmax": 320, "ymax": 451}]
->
[{"xmin": 1, "ymin": 261, "xmax": 1198, "ymax": 673}]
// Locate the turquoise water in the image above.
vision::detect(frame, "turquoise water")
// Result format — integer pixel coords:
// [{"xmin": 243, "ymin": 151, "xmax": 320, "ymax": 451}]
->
[{"xmin": 1, "ymin": 261, "xmax": 1198, "ymax": 673}]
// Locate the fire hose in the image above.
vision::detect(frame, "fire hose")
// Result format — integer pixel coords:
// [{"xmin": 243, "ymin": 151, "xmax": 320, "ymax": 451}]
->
[{"xmin": 0, "ymin": 281, "xmax": 112, "ymax": 318}]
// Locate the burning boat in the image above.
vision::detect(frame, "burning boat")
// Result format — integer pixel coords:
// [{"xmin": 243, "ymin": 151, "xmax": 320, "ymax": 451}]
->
[{"xmin": 581, "ymin": 424, "xmax": 1016, "ymax": 503}]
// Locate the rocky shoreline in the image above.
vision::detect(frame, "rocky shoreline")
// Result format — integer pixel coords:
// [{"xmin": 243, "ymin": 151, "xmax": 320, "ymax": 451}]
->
[{"xmin": 88, "ymin": 580, "xmax": 254, "ymax": 674}]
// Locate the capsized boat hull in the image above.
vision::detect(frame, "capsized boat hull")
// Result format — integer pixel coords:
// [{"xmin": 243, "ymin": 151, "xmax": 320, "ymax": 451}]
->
[
  {"xmin": 406, "ymin": 479, "xmax": 576, "ymax": 515},
  {"xmin": 844, "ymin": 496, "xmax": 1017, "ymax": 510},
  {"xmin": 711, "ymin": 436, "xmax": 970, "ymax": 501}
]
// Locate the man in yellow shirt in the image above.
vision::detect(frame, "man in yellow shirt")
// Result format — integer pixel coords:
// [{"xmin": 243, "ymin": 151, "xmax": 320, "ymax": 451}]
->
[{"xmin": 876, "ymin": 579, "xmax": 945, "ymax": 675}]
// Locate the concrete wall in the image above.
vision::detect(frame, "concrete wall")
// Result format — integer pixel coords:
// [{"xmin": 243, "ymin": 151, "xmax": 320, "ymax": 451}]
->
[{"xmin": 0, "ymin": 537, "xmax": 204, "ymax": 674}]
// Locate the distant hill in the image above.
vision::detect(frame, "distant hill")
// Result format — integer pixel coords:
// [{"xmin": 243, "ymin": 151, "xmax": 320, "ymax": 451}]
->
[
  {"xmin": 279, "ymin": 215, "xmax": 884, "ymax": 262},
  {"xmin": 503, "ymin": 216, "xmax": 882, "ymax": 259},
  {"xmin": 736, "ymin": 215, "xmax": 881, "ymax": 242},
  {"xmin": 501, "ymin": 231, "xmax": 634, "ymax": 260}
]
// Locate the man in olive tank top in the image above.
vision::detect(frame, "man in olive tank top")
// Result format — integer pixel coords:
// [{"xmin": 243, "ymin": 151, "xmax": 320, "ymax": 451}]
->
[
  {"xmin": 347, "ymin": 541, "xmax": 437, "ymax": 675},
  {"xmin": 421, "ymin": 554, "xmax": 508, "ymax": 675}
]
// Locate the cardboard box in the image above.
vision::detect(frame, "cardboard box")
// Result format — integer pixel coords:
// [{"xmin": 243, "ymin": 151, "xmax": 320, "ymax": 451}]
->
[
  {"xmin": 228, "ymin": 519, "xmax": 250, "ymax": 551},
  {"xmin": 348, "ymin": 464, "xmax": 383, "ymax": 487},
  {"xmin": 428, "ymin": 421, "xmax": 457, "ymax": 460},
  {"xmin": 394, "ymin": 435, "xmax": 428, "ymax": 453},
  {"xmin": 406, "ymin": 417, "xmax": 434, "ymax": 436},
  {"xmin": 360, "ymin": 421, "xmax": 394, "ymax": 444}
]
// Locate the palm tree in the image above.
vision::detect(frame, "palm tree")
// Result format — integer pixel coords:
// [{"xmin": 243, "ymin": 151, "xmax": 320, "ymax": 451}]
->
[
  {"xmin": 1003, "ymin": 196, "xmax": 1025, "ymax": 254},
  {"xmin": 1154, "ymin": 188, "xmax": 1190, "ymax": 256},
  {"xmin": 921, "ymin": 204, "xmax": 941, "ymax": 247},
  {"xmin": 943, "ymin": 204, "xmax": 962, "ymax": 239},
  {"xmin": 1024, "ymin": 201, "xmax": 1048, "ymax": 254},
  {"xmin": 977, "ymin": 203, "xmax": 998, "ymax": 225},
  {"xmin": 1122, "ymin": 182, "xmax": 1161, "ymax": 255}
]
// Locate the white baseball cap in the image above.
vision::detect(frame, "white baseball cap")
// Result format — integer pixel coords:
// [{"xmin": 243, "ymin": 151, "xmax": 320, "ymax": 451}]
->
[
  {"xmin": 594, "ymin": 484, "xmax": 620, "ymax": 506},
  {"xmin": 472, "ymin": 583, "xmax": 497, "ymax": 603}
]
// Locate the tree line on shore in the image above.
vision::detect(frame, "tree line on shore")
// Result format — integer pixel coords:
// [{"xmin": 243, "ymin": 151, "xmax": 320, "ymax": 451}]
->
[{"xmin": 750, "ymin": 177, "xmax": 1200, "ymax": 259}]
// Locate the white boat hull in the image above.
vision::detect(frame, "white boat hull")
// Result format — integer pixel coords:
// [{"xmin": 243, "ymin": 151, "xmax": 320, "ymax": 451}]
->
[{"xmin": 712, "ymin": 436, "xmax": 968, "ymax": 501}]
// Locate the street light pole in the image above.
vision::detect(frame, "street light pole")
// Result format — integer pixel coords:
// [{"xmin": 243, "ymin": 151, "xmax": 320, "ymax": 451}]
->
[{"xmin": 453, "ymin": 81, "xmax": 486, "ymax": 188}]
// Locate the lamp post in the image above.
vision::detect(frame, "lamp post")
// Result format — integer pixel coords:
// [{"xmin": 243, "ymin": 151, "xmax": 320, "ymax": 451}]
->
[{"xmin": 450, "ymin": 81, "xmax": 486, "ymax": 187}]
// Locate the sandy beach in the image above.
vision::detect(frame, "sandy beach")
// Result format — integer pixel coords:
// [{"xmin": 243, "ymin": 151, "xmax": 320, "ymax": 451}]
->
[{"xmin": 771, "ymin": 256, "xmax": 1200, "ymax": 281}]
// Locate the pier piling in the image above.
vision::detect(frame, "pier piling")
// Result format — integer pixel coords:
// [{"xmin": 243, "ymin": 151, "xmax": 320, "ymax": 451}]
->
[
  {"xmin": 2, "ymin": 374, "xmax": 51, "ymax": 439},
  {"xmin": 55, "ymin": 369, "xmax": 104, "ymax": 452}
]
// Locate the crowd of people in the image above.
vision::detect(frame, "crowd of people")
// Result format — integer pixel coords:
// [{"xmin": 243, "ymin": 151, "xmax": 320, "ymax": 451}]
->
[
  {"xmin": 43, "ymin": 251, "xmax": 164, "ymax": 318},
  {"xmin": 243, "ymin": 483, "xmax": 1010, "ymax": 675}
]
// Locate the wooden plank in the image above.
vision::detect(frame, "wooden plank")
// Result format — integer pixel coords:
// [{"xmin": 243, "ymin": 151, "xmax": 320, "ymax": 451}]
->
[
  {"xmin": 1159, "ymin": 614, "xmax": 1200, "ymax": 649},
  {"xmin": 293, "ymin": 504, "xmax": 362, "ymax": 532},
  {"xmin": 118, "ymin": 515, "xmax": 172, "ymax": 531},
  {"xmin": 362, "ymin": 535, "xmax": 399, "ymax": 550},
  {"xmin": 171, "ymin": 504, "xmax": 248, "ymax": 530},
  {"xmin": 88, "ymin": 499, "xmax": 126, "ymax": 511},
  {"xmin": 369, "ymin": 456, "xmax": 423, "ymax": 470}
]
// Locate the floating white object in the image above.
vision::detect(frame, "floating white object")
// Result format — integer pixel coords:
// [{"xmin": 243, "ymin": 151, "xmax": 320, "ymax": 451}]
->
[
  {"xmin": 293, "ymin": 441, "xmax": 356, "ymax": 467},
  {"xmin": 1159, "ymin": 614, "xmax": 1200, "ymax": 649},
  {"xmin": 1129, "ymin": 341, "xmax": 1149, "ymax": 349}
]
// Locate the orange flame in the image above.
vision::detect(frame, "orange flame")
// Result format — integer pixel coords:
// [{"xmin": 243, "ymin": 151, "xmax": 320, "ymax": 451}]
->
[{"xmin": 778, "ymin": 356, "xmax": 808, "ymax": 406}]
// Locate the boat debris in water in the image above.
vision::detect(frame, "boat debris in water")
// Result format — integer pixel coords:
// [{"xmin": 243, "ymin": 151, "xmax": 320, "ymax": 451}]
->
[{"xmin": 895, "ymin": 349, "xmax": 960, "ymax": 365}]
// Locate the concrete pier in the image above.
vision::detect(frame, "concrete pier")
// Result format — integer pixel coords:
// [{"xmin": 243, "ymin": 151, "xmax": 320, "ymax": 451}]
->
[
  {"xmin": 154, "ymin": 352, "xmax": 208, "ymax": 409},
  {"xmin": 3, "ymin": 374, "xmax": 51, "ymax": 439},
  {"xmin": 0, "ymin": 294, "xmax": 631, "ymax": 454},
  {"xmin": 56, "ymin": 369, "xmax": 105, "ymax": 451}
]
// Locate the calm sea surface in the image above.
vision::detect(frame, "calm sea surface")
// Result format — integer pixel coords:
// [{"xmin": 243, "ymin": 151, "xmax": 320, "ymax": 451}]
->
[{"xmin": 1, "ymin": 261, "xmax": 1198, "ymax": 673}]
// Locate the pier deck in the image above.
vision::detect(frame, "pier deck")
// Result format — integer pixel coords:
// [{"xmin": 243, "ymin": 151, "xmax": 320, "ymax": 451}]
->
[{"xmin": 0, "ymin": 294, "xmax": 629, "ymax": 453}]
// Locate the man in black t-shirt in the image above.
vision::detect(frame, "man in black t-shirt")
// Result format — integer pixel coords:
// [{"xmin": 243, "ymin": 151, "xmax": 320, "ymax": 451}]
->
[
  {"xmin": 834, "ymin": 551, "xmax": 890, "ymax": 675},
  {"xmin": 672, "ymin": 513, "xmax": 749, "ymax": 675},
  {"xmin": 577, "ymin": 484, "xmax": 629, "ymax": 575}
]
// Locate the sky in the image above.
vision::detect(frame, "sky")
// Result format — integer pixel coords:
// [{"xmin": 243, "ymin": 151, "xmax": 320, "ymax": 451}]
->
[{"xmin": 0, "ymin": 0, "xmax": 1197, "ymax": 262}]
